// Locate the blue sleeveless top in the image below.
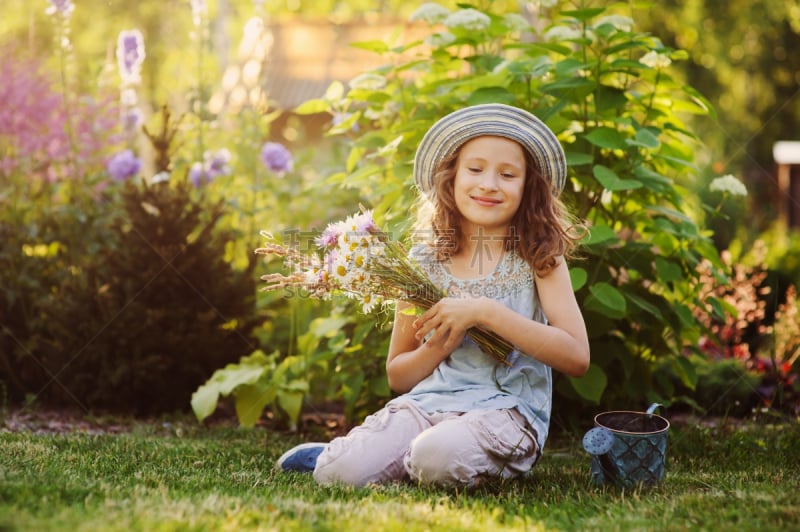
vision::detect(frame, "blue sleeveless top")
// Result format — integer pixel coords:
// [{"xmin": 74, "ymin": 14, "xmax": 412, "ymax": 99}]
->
[{"xmin": 387, "ymin": 244, "xmax": 553, "ymax": 450}]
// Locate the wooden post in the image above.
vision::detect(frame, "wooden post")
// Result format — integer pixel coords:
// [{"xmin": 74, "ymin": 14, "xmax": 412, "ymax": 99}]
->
[{"xmin": 773, "ymin": 141, "xmax": 800, "ymax": 228}]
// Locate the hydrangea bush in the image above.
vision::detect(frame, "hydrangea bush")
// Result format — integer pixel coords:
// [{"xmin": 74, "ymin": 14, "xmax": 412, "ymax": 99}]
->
[{"xmin": 291, "ymin": 1, "xmax": 732, "ymax": 416}]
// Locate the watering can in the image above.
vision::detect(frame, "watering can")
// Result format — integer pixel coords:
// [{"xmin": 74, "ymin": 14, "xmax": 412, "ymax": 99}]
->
[{"xmin": 582, "ymin": 403, "xmax": 670, "ymax": 487}]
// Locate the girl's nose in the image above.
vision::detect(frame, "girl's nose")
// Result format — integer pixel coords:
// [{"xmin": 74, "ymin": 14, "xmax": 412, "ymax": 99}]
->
[{"xmin": 479, "ymin": 171, "xmax": 499, "ymax": 190}]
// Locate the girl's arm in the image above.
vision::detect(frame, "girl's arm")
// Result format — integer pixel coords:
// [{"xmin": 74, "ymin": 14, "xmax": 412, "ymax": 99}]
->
[
  {"xmin": 385, "ymin": 301, "xmax": 454, "ymax": 393},
  {"xmin": 412, "ymin": 259, "xmax": 590, "ymax": 377}
]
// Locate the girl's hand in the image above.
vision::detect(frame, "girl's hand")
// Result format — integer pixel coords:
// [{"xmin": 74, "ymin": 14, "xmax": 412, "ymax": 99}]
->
[{"xmin": 413, "ymin": 297, "xmax": 483, "ymax": 354}]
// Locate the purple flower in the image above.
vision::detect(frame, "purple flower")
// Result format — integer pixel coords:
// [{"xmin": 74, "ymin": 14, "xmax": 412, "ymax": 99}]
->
[
  {"xmin": 206, "ymin": 148, "xmax": 231, "ymax": 175},
  {"xmin": 260, "ymin": 142, "xmax": 293, "ymax": 174},
  {"xmin": 355, "ymin": 211, "xmax": 378, "ymax": 233},
  {"xmin": 188, "ymin": 148, "xmax": 232, "ymax": 187},
  {"xmin": 0, "ymin": 47, "xmax": 123, "ymax": 180},
  {"xmin": 188, "ymin": 161, "xmax": 207, "ymax": 187},
  {"xmin": 107, "ymin": 150, "xmax": 142, "ymax": 181},
  {"xmin": 46, "ymin": 0, "xmax": 74, "ymax": 16},
  {"xmin": 123, "ymin": 107, "xmax": 142, "ymax": 132},
  {"xmin": 315, "ymin": 224, "xmax": 341, "ymax": 248},
  {"xmin": 116, "ymin": 29, "xmax": 145, "ymax": 84}
]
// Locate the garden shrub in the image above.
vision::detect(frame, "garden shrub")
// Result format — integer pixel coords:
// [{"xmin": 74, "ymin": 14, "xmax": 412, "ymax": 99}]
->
[
  {"xmin": 293, "ymin": 3, "xmax": 726, "ymax": 417},
  {"xmin": 0, "ymin": 93, "xmax": 258, "ymax": 414},
  {"xmin": 31, "ymin": 174, "xmax": 257, "ymax": 415},
  {"xmin": 196, "ymin": 1, "xmax": 734, "ymax": 429},
  {"xmin": 691, "ymin": 241, "xmax": 800, "ymax": 415},
  {"xmin": 0, "ymin": 47, "xmax": 122, "ymax": 407}
]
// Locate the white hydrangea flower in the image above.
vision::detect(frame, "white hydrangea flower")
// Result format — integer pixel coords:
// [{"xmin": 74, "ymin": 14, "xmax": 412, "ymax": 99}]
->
[
  {"xmin": 444, "ymin": 8, "xmax": 491, "ymax": 32},
  {"xmin": 504, "ymin": 13, "xmax": 530, "ymax": 32},
  {"xmin": 593, "ymin": 15, "xmax": 634, "ymax": 32},
  {"xmin": 409, "ymin": 2, "xmax": 450, "ymax": 24},
  {"xmin": 640, "ymin": 51, "xmax": 672, "ymax": 69},
  {"xmin": 532, "ymin": 0, "xmax": 558, "ymax": 8},
  {"xmin": 544, "ymin": 25, "xmax": 582, "ymax": 42},
  {"xmin": 425, "ymin": 31, "xmax": 456, "ymax": 47},
  {"xmin": 565, "ymin": 121, "xmax": 585, "ymax": 134},
  {"xmin": 709, "ymin": 174, "xmax": 748, "ymax": 197}
]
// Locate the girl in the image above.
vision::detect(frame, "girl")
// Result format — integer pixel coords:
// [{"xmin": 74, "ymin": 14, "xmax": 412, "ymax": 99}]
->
[{"xmin": 276, "ymin": 103, "xmax": 590, "ymax": 487}]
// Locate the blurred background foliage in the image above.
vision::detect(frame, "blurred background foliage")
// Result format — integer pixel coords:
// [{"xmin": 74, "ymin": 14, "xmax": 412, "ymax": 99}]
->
[{"xmin": 1, "ymin": 0, "xmax": 799, "ymax": 428}]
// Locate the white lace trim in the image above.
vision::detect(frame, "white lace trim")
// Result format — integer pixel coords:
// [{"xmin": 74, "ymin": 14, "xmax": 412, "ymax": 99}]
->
[{"xmin": 410, "ymin": 245, "xmax": 534, "ymax": 299}]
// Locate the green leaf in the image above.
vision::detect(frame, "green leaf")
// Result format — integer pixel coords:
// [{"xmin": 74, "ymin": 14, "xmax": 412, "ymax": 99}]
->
[
  {"xmin": 708, "ymin": 296, "xmax": 729, "ymax": 321},
  {"xmin": 277, "ymin": 388, "xmax": 306, "ymax": 429},
  {"xmin": 589, "ymin": 282, "xmax": 627, "ymax": 313},
  {"xmin": 277, "ymin": 380, "xmax": 308, "ymax": 428},
  {"xmin": 346, "ymin": 147, "xmax": 365, "ymax": 173},
  {"xmin": 506, "ymin": 56, "xmax": 552, "ymax": 78},
  {"xmin": 654, "ymin": 257, "xmax": 683, "ymax": 282},
  {"xmin": 652, "ymin": 232, "xmax": 678, "ymax": 255},
  {"xmin": 570, "ymin": 267, "xmax": 588, "ymax": 291},
  {"xmin": 296, "ymin": 331, "xmax": 321, "ymax": 359},
  {"xmin": 565, "ymin": 152, "xmax": 593, "ymax": 166},
  {"xmin": 584, "ymin": 127, "xmax": 627, "ymax": 150},
  {"xmin": 329, "ymin": 111, "xmax": 360, "ymax": 135},
  {"xmin": 593, "ymin": 165, "xmax": 643, "ymax": 191},
  {"xmin": 369, "ymin": 375, "xmax": 391, "ymax": 398},
  {"xmin": 633, "ymin": 128, "xmax": 660, "ymax": 148},
  {"xmin": 540, "ymin": 77, "xmax": 596, "ymax": 100},
  {"xmin": 310, "ymin": 316, "xmax": 350, "ymax": 338},
  {"xmin": 560, "ymin": 7, "xmax": 606, "ymax": 21},
  {"xmin": 674, "ymin": 303, "xmax": 696, "ymax": 328},
  {"xmin": 594, "ymin": 85, "xmax": 627, "ymax": 113},
  {"xmin": 234, "ymin": 381, "xmax": 275, "ymax": 428},
  {"xmin": 466, "ymin": 86, "xmax": 516, "ymax": 106},
  {"xmin": 350, "ymin": 40, "xmax": 390, "ymax": 53},
  {"xmin": 567, "ymin": 363, "xmax": 607, "ymax": 403},
  {"xmin": 633, "ymin": 167, "xmax": 673, "ymax": 192},
  {"xmin": 585, "ymin": 223, "xmax": 619, "ymax": 245},
  {"xmin": 625, "ymin": 292, "xmax": 664, "ymax": 320},
  {"xmin": 324, "ymin": 81, "xmax": 345, "ymax": 101},
  {"xmin": 294, "ymin": 99, "xmax": 330, "ymax": 115},
  {"xmin": 673, "ymin": 355, "xmax": 698, "ymax": 389},
  {"xmin": 190, "ymin": 351, "xmax": 272, "ymax": 421},
  {"xmin": 190, "ymin": 382, "xmax": 221, "ymax": 422},
  {"xmin": 682, "ymin": 85, "xmax": 717, "ymax": 119}
]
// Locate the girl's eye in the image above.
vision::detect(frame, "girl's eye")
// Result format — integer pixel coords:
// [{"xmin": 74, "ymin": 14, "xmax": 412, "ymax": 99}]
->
[
  {"xmin": 502, "ymin": 173, "xmax": 517, "ymax": 178},
  {"xmin": 468, "ymin": 167, "xmax": 482, "ymax": 173}
]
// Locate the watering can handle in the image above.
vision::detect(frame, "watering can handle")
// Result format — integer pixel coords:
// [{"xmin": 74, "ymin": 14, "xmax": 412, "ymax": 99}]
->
[{"xmin": 645, "ymin": 403, "xmax": 662, "ymax": 417}]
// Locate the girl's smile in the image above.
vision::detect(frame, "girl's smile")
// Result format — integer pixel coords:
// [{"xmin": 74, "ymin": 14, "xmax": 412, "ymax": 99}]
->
[{"xmin": 453, "ymin": 135, "xmax": 526, "ymax": 235}]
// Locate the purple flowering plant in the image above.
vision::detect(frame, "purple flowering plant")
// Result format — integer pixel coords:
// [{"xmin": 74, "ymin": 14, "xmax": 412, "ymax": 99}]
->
[
  {"xmin": 0, "ymin": 47, "xmax": 122, "ymax": 180},
  {"xmin": 117, "ymin": 29, "xmax": 146, "ymax": 85},
  {"xmin": 106, "ymin": 149, "xmax": 142, "ymax": 181},
  {"xmin": 260, "ymin": 142, "xmax": 293, "ymax": 174},
  {"xmin": 46, "ymin": 0, "xmax": 74, "ymax": 17},
  {"xmin": 189, "ymin": 148, "xmax": 232, "ymax": 187}
]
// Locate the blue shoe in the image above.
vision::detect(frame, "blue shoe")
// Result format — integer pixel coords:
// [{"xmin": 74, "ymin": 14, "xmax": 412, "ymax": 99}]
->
[{"xmin": 275, "ymin": 442, "xmax": 327, "ymax": 473}]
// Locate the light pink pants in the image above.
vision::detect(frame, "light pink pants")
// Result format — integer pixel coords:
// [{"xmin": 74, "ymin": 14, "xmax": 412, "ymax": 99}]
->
[{"xmin": 313, "ymin": 400, "xmax": 540, "ymax": 487}]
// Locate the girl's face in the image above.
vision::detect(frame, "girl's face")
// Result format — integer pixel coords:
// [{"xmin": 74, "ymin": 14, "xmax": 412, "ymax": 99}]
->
[{"xmin": 452, "ymin": 135, "xmax": 526, "ymax": 236}]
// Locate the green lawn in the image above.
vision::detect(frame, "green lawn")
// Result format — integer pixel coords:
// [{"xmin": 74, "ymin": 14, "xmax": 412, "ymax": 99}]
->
[{"xmin": 1, "ymin": 411, "xmax": 799, "ymax": 531}]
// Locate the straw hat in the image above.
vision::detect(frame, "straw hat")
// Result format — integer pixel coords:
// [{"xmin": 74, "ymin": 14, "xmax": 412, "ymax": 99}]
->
[{"xmin": 413, "ymin": 103, "xmax": 567, "ymax": 197}]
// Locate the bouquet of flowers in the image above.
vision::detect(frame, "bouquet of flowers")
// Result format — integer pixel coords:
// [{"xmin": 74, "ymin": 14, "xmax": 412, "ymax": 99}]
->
[{"xmin": 255, "ymin": 209, "xmax": 513, "ymax": 365}]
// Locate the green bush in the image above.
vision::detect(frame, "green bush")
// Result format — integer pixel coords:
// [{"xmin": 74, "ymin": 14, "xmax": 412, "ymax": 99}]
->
[
  {"xmin": 2, "ymin": 174, "xmax": 257, "ymax": 414},
  {"xmin": 294, "ymin": 3, "xmax": 725, "ymax": 415},
  {"xmin": 0, "ymin": 180, "xmax": 114, "ymax": 405},
  {"xmin": 194, "ymin": 2, "xmax": 733, "ymax": 429},
  {"xmin": 44, "ymin": 177, "xmax": 257, "ymax": 414}
]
